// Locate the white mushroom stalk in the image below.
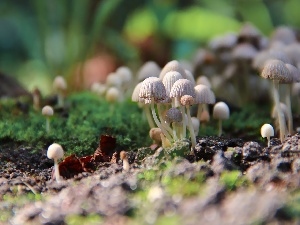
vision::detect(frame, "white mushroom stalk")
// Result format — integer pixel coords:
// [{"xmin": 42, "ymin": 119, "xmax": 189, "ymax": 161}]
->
[
  {"xmin": 139, "ymin": 77, "xmax": 173, "ymax": 142},
  {"xmin": 180, "ymin": 95, "xmax": 197, "ymax": 149},
  {"xmin": 47, "ymin": 143, "xmax": 64, "ymax": 183},
  {"xmin": 120, "ymin": 151, "xmax": 130, "ymax": 171},
  {"xmin": 53, "ymin": 76, "xmax": 67, "ymax": 108}
]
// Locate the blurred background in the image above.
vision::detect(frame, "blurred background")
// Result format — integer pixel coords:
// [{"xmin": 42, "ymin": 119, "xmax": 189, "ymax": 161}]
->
[{"xmin": 0, "ymin": 0, "xmax": 299, "ymax": 94}]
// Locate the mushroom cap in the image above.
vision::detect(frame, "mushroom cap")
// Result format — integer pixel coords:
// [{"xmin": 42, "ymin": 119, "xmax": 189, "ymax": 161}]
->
[
  {"xmin": 232, "ymin": 43, "xmax": 258, "ymax": 61},
  {"xmin": 271, "ymin": 26, "xmax": 296, "ymax": 45},
  {"xmin": 292, "ymin": 83, "xmax": 300, "ymax": 96},
  {"xmin": 260, "ymin": 59, "xmax": 292, "ymax": 83},
  {"xmin": 209, "ymin": 33, "xmax": 237, "ymax": 50},
  {"xmin": 285, "ymin": 63, "xmax": 300, "ymax": 82},
  {"xmin": 165, "ymin": 107, "xmax": 182, "ymax": 123},
  {"xmin": 169, "ymin": 79, "xmax": 196, "ymax": 99},
  {"xmin": 162, "ymin": 71, "xmax": 183, "ymax": 96},
  {"xmin": 284, "ymin": 43, "xmax": 300, "ymax": 66},
  {"xmin": 213, "ymin": 101, "xmax": 230, "ymax": 120},
  {"xmin": 260, "ymin": 124, "xmax": 274, "ymax": 138},
  {"xmin": 159, "ymin": 60, "xmax": 187, "ymax": 80},
  {"xmin": 105, "ymin": 87, "xmax": 120, "ymax": 103},
  {"xmin": 200, "ymin": 110, "xmax": 210, "ymax": 123},
  {"xmin": 137, "ymin": 61, "xmax": 161, "ymax": 82},
  {"xmin": 53, "ymin": 76, "xmax": 67, "ymax": 91},
  {"xmin": 42, "ymin": 105, "xmax": 54, "ymax": 116},
  {"xmin": 47, "ymin": 143, "xmax": 64, "ymax": 160},
  {"xmin": 116, "ymin": 66, "xmax": 132, "ymax": 84},
  {"xmin": 149, "ymin": 128, "xmax": 162, "ymax": 144},
  {"xmin": 131, "ymin": 82, "xmax": 143, "ymax": 102},
  {"xmin": 194, "ymin": 84, "xmax": 216, "ymax": 104},
  {"xmin": 139, "ymin": 77, "xmax": 166, "ymax": 104},
  {"xmin": 238, "ymin": 22, "xmax": 261, "ymax": 38},
  {"xmin": 196, "ymin": 75, "xmax": 212, "ymax": 88},
  {"xmin": 91, "ymin": 82, "xmax": 107, "ymax": 96},
  {"xmin": 120, "ymin": 151, "xmax": 128, "ymax": 160},
  {"xmin": 106, "ymin": 72, "xmax": 122, "ymax": 88},
  {"xmin": 180, "ymin": 95, "xmax": 194, "ymax": 106},
  {"xmin": 184, "ymin": 70, "xmax": 196, "ymax": 86},
  {"xmin": 191, "ymin": 117, "xmax": 200, "ymax": 134}
]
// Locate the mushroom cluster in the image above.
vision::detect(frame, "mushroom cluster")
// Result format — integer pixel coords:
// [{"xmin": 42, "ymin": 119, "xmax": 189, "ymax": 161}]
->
[{"xmin": 132, "ymin": 60, "xmax": 217, "ymax": 149}]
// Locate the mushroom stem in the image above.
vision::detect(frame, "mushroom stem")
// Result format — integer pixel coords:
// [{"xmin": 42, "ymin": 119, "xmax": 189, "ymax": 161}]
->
[
  {"xmin": 285, "ymin": 84, "xmax": 293, "ymax": 134},
  {"xmin": 57, "ymin": 93, "xmax": 64, "ymax": 108},
  {"xmin": 157, "ymin": 104, "xmax": 174, "ymax": 140},
  {"xmin": 54, "ymin": 159, "xmax": 61, "ymax": 183},
  {"xmin": 273, "ymin": 80, "xmax": 287, "ymax": 142},
  {"xmin": 180, "ymin": 106, "xmax": 187, "ymax": 139},
  {"xmin": 143, "ymin": 105, "xmax": 156, "ymax": 128},
  {"xmin": 196, "ymin": 104, "xmax": 203, "ymax": 120},
  {"xmin": 186, "ymin": 106, "xmax": 197, "ymax": 149},
  {"xmin": 218, "ymin": 119, "xmax": 222, "ymax": 137},
  {"xmin": 46, "ymin": 117, "xmax": 50, "ymax": 133},
  {"xmin": 267, "ymin": 136, "xmax": 271, "ymax": 147},
  {"xmin": 171, "ymin": 122, "xmax": 178, "ymax": 140},
  {"xmin": 150, "ymin": 101, "xmax": 173, "ymax": 142}
]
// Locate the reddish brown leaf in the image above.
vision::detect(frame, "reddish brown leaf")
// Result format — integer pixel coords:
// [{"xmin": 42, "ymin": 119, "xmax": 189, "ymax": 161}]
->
[
  {"xmin": 59, "ymin": 155, "xmax": 84, "ymax": 179},
  {"xmin": 79, "ymin": 155, "xmax": 95, "ymax": 172},
  {"xmin": 99, "ymin": 134, "xmax": 116, "ymax": 154}
]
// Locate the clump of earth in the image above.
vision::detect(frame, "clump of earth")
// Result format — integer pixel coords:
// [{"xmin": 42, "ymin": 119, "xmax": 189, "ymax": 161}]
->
[{"xmin": 1, "ymin": 133, "xmax": 300, "ymax": 225}]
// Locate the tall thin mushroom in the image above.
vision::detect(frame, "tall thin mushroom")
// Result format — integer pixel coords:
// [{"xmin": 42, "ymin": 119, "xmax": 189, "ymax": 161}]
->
[{"xmin": 261, "ymin": 59, "xmax": 291, "ymax": 142}]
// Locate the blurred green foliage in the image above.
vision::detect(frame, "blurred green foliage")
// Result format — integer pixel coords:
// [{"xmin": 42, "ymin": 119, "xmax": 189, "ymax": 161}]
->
[{"xmin": 0, "ymin": 0, "xmax": 299, "ymax": 92}]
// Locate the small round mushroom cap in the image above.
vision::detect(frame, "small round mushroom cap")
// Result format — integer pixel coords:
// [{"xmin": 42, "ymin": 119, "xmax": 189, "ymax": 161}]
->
[
  {"xmin": 194, "ymin": 84, "xmax": 215, "ymax": 104},
  {"xmin": 285, "ymin": 63, "xmax": 300, "ymax": 82},
  {"xmin": 137, "ymin": 61, "xmax": 161, "ymax": 81},
  {"xmin": 47, "ymin": 143, "xmax": 64, "ymax": 160},
  {"xmin": 116, "ymin": 66, "xmax": 132, "ymax": 84},
  {"xmin": 260, "ymin": 124, "xmax": 274, "ymax": 138},
  {"xmin": 196, "ymin": 76, "xmax": 212, "ymax": 88},
  {"xmin": 213, "ymin": 102, "xmax": 230, "ymax": 120},
  {"xmin": 165, "ymin": 107, "xmax": 182, "ymax": 123},
  {"xmin": 42, "ymin": 105, "xmax": 54, "ymax": 116},
  {"xmin": 184, "ymin": 70, "xmax": 196, "ymax": 86},
  {"xmin": 53, "ymin": 76, "xmax": 67, "ymax": 91},
  {"xmin": 91, "ymin": 82, "xmax": 107, "ymax": 96},
  {"xmin": 105, "ymin": 87, "xmax": 120, "ymax": 103},
  {"xmin": 149, "ymin": 128, "xmax": 162, "ymax": 144},
  {"xmin": 162, "ymin": 71, "xmax": 183, "ymax": 96},
  {"xmin": 260, "ymin": 59, "xmax": 292, "ymax": 83},
  {"xmin": 238, "ymin": 22, "xmax": 261, "ymax": 39},
  {"xmin": 120, "ymin": 151, "xmax": 128, "ymax": 160},
  {"xmin": 169, "ymin": 79, "xmax": 196, "ymax": 99},
  {"xmin": 271, "ymin": 26, "xmax": 296, "ymax": 45},
  {"xmin": 106, "ymin": 72, "xmax": 122, "ymax": 88},
  {"xmin": 232, "ymin": 43, "xmax": 257, "ymax": 61},
  {"xmin": 139, "ymin": 77, "xmax": 166, "ymax": 104},
  {"xmin": 180, "ymin": 95, "xmax": 194, "ymax": 106},
  {"xmin": 159, "ymin": 60, "xmax": 187, "ymax": 80},
  {"xmin": 131, "ymin": 82, "xmax": 143, "ymax": 102}
]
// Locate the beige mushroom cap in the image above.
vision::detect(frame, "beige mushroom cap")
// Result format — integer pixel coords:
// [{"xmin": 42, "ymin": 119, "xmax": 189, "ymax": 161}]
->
[
  {"xmin": 42, "ymin": 105, "xmax": 54, "ymax": 116},
  {"xmin": 120, "ymin": 151, "xmax": 128, "ymax": 160},
  {"xmin": 162, "ymin": 71, "xmax": 183, "ymax": 96},
  {"xmin": 196, "ymin": 76, "xmax": 212, "ymax": 88},
  {"xmin": 165, "ymin": 107, "xmax": 182, "ymax": 123},
  {"xmin": 105, "ymin": 87, "xmax": 120, "ymax": 103},
  {"xmin": 261, "ymin": 59, "xmax": 292, "ymax": 83},
  {"xmin": 180, "ymin": 95, "xmax": 194, "ymax": 106},
  {"xmin": 137, "ymin": 61, "xmax": 161, "ymax": 81},
  {"xmin": 149, "ymin": 128, "xmax": 162, "ymax": 144},
  {"xmin": 116, "ymin": 66, "xmax": 132, "ymax": 84},
  {"xmin": 159, "ymin": 60, "xmax": 187, "ymax": 80},
  {"xmin": 213, "ymin": 102, "xmax": 230, "ymax": 120},
  {"xmin": 47, "ymin": 143, "xmax": 64, "ymax": 160},
  {"xmin": 194, "ymin": 84, "xmax": 216, "ymax": 104},
  {"xmin": 53, "ymin": 76, "xmax": 67, "ymax": 91},
  {"xmin": 260, "ymin": 124, "xmax": 274, "ymax": 138},
  {"xmin": 285, "ymin": 63, "xmax": 300, "ymax": 83},
  {"xmin": 139, "ymin": 77, "xmax": 166, "ymax": 104},
  {"xmin": 131, "ymin": 82, "xmax": 143, "ymax": 102},
  {"xmin": 169, "ymin": 79, "xmax": 196, "ymax": 99}
]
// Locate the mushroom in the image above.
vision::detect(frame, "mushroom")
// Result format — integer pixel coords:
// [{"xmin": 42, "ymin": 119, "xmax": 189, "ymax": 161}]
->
[
  {"xmin": 53, "ymin": 76, "xmax": 67, "ymax": 108},
  {"xmin": 137, "ymin": 61, "xmax": 161, "ymax": 82},
  {"xmin": 260, "ymin": 59, "xmax": 291, "ymax": 142},
  {"xmin": 169, "ymin": 79, "xmax": 195, "ymax": 139},
  {"xmin": 159, "ymin": 60, "xmax": 187, "ymax": 80},
  {"xmin": 260, "ymin": 124, "xmax": 274, "ymax": 147},
  {"xmin": 47, "ymin": 143, "xmax": 64, "ymax": 183},
  {"xmin": 165, "ymin": 107, "xmax": 183, "ymax": 140},
  {"xmin": 180, "ymin": 95, "xmax": 197, "ymax": 148},
  {"xmin": 149, "ymin": 127, "xmax": 162, "ymax": 145},
  {"xmin": 139, "ymin": 77, "xmax": 173, "ymax": 141},
  {"xmin": 32, "ymin": 87, "xmax": 41, "ymax": 111},
  {"xmin": 105, "ymin": 87, "xmax": 121, "ymax": 103},
  {"xmin": 120, "ymin": 151, "xmax": 130, "ymax": 171},
  {"xmin": 42, "ymin": 105, "xmax": 54, "ymax": 133},
  {"xmin": 213, "ymin": 102, "xmax": 230, "ymax": 137},
  {"xmin": 191, "ymin": 117, "xmax": 200, "ymax": 137}
]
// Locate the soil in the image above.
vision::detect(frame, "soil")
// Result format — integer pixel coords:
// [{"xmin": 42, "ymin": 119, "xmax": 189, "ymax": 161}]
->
[{"xmin": 1, "ymin": 133, "xmax": 300, "ymax": 225}]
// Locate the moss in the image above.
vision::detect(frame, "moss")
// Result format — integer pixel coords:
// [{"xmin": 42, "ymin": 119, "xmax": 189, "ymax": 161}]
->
[
  {"xmin": 65, "ymin": 214, "xmax": 102, "ymax": 225},
  {"xmin": 220, "ymin": 170, "xmax": 249, "ymax": 191},
  {"xmin": 0, "ymin": 92, "xmax": 151, "ymax": 156}
]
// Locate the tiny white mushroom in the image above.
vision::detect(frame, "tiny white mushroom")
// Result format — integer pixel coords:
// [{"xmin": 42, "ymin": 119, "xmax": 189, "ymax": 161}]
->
[
  {"xmin": 213, "ymin": 102, "xmax": 230, "ymax": 137},
  {"xmin": 42, "ymin": 105, "xmax": 54, "ymax": 133},
  {"xmin": 261, "ymin": 124, "xmax": 274, "ymax": 147},
  {"xmin": 47, "ymin": 143, "xmax": 64, "ymax": 183},
  {"xmin": 120, "ymin": 151, "xmax": 130, "ymax": 171},
  {"xmin": 53, "ymin": 76, "xmax": 67, "ymax": 108}
]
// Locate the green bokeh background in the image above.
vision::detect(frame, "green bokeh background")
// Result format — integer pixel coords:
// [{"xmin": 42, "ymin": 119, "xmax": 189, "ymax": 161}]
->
[{"xmin": 0, "ymin": 0, "xmax": 299, "ymax": 93}]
